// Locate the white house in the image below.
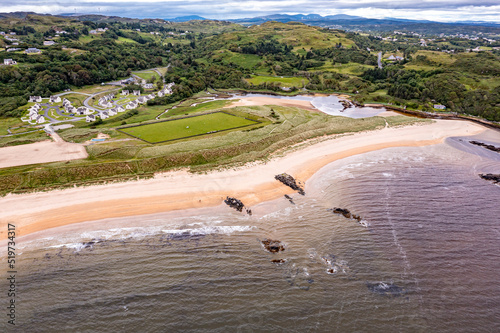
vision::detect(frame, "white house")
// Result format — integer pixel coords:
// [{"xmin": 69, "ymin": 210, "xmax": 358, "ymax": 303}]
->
[
  {"xmin": 77, "ymin": 106, "xmax": 89, "ymax": 115},
  {"xmin": 29, "ymin": 96, "xmax": 42, "ymax": 103},
  {"xmin": 86, "ymin": 114, "xmax": 96, "ymax": 122},
  {"xmin": 49, "ymin": 96, "xmax": 61, "ymax": 103},
  {"xmin": 36, "ymin": 115, "xmax": 45, "ymax": 124},
  {"xmin": 147, "ymin": 93, "xmax": 155, "ymax": 100},
  {"xmin": 126, "ymin": 101, "xmax": 138, "ymax": 109},
  {"xmin": 65, "ymin": 105, "xmax": 76, "ymax": 113},
  {"xmin": 89, "ymin": 30, "xmax": 98, "ymax": 34},
  {"xmin": 25, "ymin": 48, "xmax": 41, "ymax": 54},
  {"xmin": 137, "ymin": 96, "xmax": 147, "ymax": 104},
  {"xmin": 108, "ymin": 108, "xmax": 118, "ymax": 116},
  {"xmin": 43, "ymin": 41, "xmax": 56, "ymax": 46},
  {"xmin": 121, "ymin": 90, "xmax": 129, "ymax": 96},
  {"xmin": 133, "ymin": 90, "xmax": 141, "ymax": 96},
  {"xmin": 434, "ymin": 104, "xmax": 446, "ymax": 110},
  {"xmin": 116, "ymin": 105, "xmax": 125, "ymax": 112},
  {"xmin": 3, "ymin": 59, "xmax": 17, "ymax": 65},
  {"xmin": 143, "ymin": 83, "xmax": 154, "ymax": 89},
  {"xmin": 98, "ymin": 111, "xmax": 109, "ymax": 119}
]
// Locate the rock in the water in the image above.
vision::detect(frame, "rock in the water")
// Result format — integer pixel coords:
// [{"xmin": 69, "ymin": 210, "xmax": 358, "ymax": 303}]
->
[
  {"xmin": 366, "ymin": 282, "xmax": 406, "ymax": 297},
  {"xmin": 224, "ymin": 196, "xmax": 245, "ymax": 212},
  {"xmin": 479, "ymin": 173, "xmax": 500, "ymax": 184},
  {"xmin": 271, "ymin": 259, "xmax": 286, "ymax": 264},
  {"xmin": 275, "ymin": 173, "xmax": 305, "ymax": 195},
  {"xmin": 262, "ymin": 239, "xmax": 285, "ymax": 253},
  {"xmin": 470, "ymin": 140, "xmax": 500, "ymax": 153},
  {"xmin": 284, "ymin": 194, "xmax": 295, "ymax": 204},
  {"xmin": 329, "ymin": 207, "xmax": 362, "ymax": 222}
]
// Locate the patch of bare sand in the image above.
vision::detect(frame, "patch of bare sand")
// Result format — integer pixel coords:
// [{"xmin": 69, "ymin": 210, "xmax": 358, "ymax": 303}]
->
[
  {"xmin": 0, "ymin": 134, "xmax": 88, "ymax": 169},
  {"xmin": 224, "ymin": 96, "xmax": 318, "ymax": 111}
]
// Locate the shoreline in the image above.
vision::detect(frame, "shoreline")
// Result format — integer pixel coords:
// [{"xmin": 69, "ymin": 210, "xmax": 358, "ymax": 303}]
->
[{"xmin": 0, "ymin": 119, "xmax": 485, "ymax": 242}]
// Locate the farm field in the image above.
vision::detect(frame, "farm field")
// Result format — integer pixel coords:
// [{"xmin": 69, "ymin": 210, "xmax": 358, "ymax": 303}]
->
[
  {"xmin": 119, "ymin": 111, "xmax": 260, "ymax": 143},
  {"xmin": 246, "ymin": 75, "xmax": 308, "ymax": 87}
]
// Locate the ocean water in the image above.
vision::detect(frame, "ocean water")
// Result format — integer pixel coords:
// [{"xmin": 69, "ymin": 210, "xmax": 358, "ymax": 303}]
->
[{"xmin": 2, "ymin": 130, "xmax": 500, "ymax": 332}]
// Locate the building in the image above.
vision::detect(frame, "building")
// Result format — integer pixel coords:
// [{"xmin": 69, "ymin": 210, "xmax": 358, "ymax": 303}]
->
[
  {"xmin": 86, "ymin": 114, "xmax": 96, "ymax": 122},
  {"xmin": 6, "ymin": 48, "xmax": 21, "ymax": 52},
  {"xmin": 121, "ymin": 90, "xmax": 129, "ymax": 96},
  {"xmin": 126, "ymin": 101, "xmax": 138, "ymax": 109},
  {"xmin": 98, "ymin": 111, "xmax": 109, "ymax": 119},
  {"xmin": 434, "ymin": 104, "xmax": 446, "ymax": 110},
  {"xmin": 133, "ymin": 90, "xmax": 141, "ymax": 96},
  {"xmin": 143, "ymin": 83, "xmax": 154, "ymax": 89},
  {"xmin": 36, "ymin": 115, "xmax": 45, "ymax": 124},
  {"xmin": 49, "ymin": 96, "xmax": 61, "ymax": 103},
  {"xmin": 121, "ymin": 77, "xmax": 135, "ymax": 85},
  {"xmin": 43, "ymin": 41, "xmax": 56, "ymax": 46},
  {"xmin": 3, "ymin": 59, "xmax": 17, "ymax": 65},
  {"xmin": 108, "ymin": 108, "xmax": 118, "ymax": 116},
  {"xmin": 77, "ymin": 106, "xmax": 89, "ymax": 115},
  {"xmin": 137, "ymin": 96, "xmax": 147, "ymax": 104},
  {"xmin": 116, "ymin": 105, "xmax": 125, "ymax": 113},
  {"xmin": 25, "ymin": 48, "xmax": 41, "ymax": 54},
  {"xmin": 89, "ymin": 30, "xmax": 98, "ymax": 34}
]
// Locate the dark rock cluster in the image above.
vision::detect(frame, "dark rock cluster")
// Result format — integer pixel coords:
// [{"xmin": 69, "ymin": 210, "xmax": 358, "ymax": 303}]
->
[
  {"xmin": 224, "ymin": 196, "xmax": 245, "ymax": 212},
  {"xmin": 339, "ymin": 100, "xmax": 353, "ymax": 111},
  {"xmin": 284, "ymin": 194, "xmax": 295, "ymax": 204},
  {"xmin": 262, "ymin": 239, "xmax": 285, "ymax": 253},
  {"xmin": 329, "ymin": 207, "xmax": 362, "ymax": 222},
  {"xmin": 470, "ymin": 140, "xmax": 500, "ymax": 153},
  {"xmin": 479, "ymin": 173, "xmax": 500, "ymax": 184},
  {"xmin": 275, "ymin": 173, "xmax": 305, "ymax": 195}
]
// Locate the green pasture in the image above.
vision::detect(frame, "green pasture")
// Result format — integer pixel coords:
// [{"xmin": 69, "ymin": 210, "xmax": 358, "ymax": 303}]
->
[
  {"xmin": 246, "ymin": 75, "xmax": 308, "ymax": 87},
  {"xmin": 119, "ymin": 112, "xmax": 260, "ymax": 143}
]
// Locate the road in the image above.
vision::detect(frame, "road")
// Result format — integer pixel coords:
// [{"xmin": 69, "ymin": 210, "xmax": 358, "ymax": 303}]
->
[{"xmin": 377, "ymin": 52, "xmax": 383, "ymax": 69}]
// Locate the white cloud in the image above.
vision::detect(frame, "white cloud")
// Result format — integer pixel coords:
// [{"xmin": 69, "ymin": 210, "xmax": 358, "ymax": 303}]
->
[{"xmin": 0, "ymin": 0, "xmax": 498, "ymax": 22}]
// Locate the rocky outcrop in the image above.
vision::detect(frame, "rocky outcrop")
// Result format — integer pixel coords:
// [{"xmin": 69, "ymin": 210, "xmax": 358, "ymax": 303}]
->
[
  {"xmin": 275, "ymin": 173, "xmax": 305, "ymax": 195},
  {"xmin": 224, "ymin": 196, "xmax": 245, "ymax": 212},
  {"xmin": 470, "ymin": 141, "xmax": 500, "ymax": 153},
  {"xmin": 329, "ymin": 207, "xmax": 362, "ymax": 222},
  {"xmin": 262, "ymin": 239, "xmax": 285, "ymax": 253},
  {"xmin": 479, "ymin": 173, "xmax": 500, "ymax": 184},
  {"xmin": 271, "ymin": 259, "xmax": 286, "ymax": 264}
]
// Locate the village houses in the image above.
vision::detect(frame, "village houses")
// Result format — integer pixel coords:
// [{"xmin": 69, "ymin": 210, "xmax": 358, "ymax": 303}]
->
[
  {"xmin": 49, "ymin": 95, "xmax": 61, "ymax": 103},
  {"xmin": 3, "ymin": 59, "xmax": 17, "ymax": 65}
]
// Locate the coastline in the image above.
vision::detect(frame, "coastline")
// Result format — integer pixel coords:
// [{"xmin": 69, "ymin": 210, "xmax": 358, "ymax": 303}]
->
[{"xmin": 0, "ymin": 119, "xmax": 485, "ymax": 241}]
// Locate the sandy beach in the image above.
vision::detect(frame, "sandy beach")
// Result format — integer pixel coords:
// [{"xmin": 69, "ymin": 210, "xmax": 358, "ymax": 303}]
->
[
  {"xmin": 0, "ymin": 119, "xmax": 485, "ymax": 240},
  {"xmin": 224, "ymin": 96, "xmax": 318, "ymax": 111}
]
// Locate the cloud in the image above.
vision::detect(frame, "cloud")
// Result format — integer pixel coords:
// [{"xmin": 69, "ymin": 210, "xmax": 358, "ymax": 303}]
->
[{"xmin": 0, "ymin": 0, "xmax": 498, "ymax": 22}]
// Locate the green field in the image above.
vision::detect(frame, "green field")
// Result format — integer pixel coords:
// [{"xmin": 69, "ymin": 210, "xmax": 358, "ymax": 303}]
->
[
  {"xmin": 119, "ymin": 111, "xmax": 260, "ymax": 143},
  {"xmin": 133, "ymin": 71, "xmax": 160, "ymax": 81},
  {"xmin": 246, "ymin": 75, "xmax": 308, "ymax": 87}
]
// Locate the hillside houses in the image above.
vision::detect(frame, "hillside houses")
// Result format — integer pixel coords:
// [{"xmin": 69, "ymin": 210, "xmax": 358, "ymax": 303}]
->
[
  {"xmin": 98, "ymin": 111, "xmax": 109, "ymax": 119},
  {"xmin": 133, "ymin": 90, "xmax": 141, "ymax": 96},
  {"xmin": 29, "ymin": 96, "xmax": 42, "ymax": 103},
  {"xmin": 157, "ymin": 82, "xmax": 175, "ymax": 97},
  {"xmin": 121, "ymin": 90, "xmax": 129, "ymax": 96},
  {"xmin": 86, "ymin": 114, "xmax": 96, "ymax": 122},
  {"xmin": 43, "ymin": 41, "xmax": 56, "ymax": 46},
  {"xmin": 98, "ymin": 94, "xmax": 115, "ymax": 108},
  {"xmin": 28, "ymin": 107, "xmax": 45, "ymax": 124},
  {"xmin": 143, "ymin": 83, "xmax": 154, "ymax": 89}
]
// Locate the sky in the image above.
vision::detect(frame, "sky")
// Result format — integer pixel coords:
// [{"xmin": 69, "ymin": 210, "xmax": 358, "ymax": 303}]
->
[{"xmin": 1, "ymin": 0, "xmax": 499, "ymax": 22}]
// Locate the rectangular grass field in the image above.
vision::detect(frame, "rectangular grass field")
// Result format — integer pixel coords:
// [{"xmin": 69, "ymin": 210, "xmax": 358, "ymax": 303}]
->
[{"xmin": 118, "ymin": 111, "xmax": 260, "ymax": 143}]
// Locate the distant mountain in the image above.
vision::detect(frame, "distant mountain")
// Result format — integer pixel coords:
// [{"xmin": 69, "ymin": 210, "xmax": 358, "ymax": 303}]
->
[
  {"xmin": 229, "ymin": 13, "xmax": 500, "ymax": 35},
  {"xmin": 168, "ymin": 15, "xmax": 207, "ymax": 22}
]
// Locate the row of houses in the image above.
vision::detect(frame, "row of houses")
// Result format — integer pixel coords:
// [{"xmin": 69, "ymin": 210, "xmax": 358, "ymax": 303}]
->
[
  {"xmin": 27, "ymin": 104, "xmax": 45, "ymax": 124},
  {"xmin": 86, "ymin": 106, "xmax": 127, "ymax": 122},
  {"xmin": 98, "ymin": 93, "xmax": 116, "ymax": 108}
]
